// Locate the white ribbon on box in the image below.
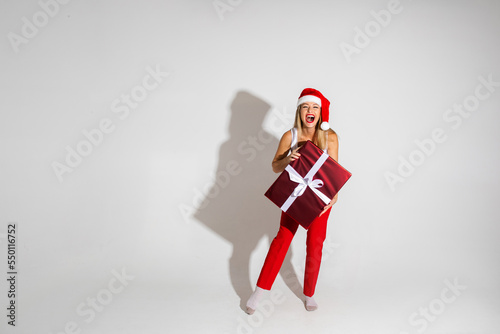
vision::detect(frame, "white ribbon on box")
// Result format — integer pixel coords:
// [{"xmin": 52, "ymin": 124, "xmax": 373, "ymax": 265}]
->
[{"xmin": 280, "ymin": 152, "xmax": 331, "ymax": 212}]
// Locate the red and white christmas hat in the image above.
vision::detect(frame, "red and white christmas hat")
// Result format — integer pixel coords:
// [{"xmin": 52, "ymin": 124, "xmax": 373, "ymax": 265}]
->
[{"xmin": 296, "ymin": 88, "xmax": 331, "ymax": 131}]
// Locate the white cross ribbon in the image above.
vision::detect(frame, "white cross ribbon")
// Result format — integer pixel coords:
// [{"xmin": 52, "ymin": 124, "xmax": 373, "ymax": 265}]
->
[{"xmin": 280, "ymin": 152, "xmax": 331, "ymax": 212}]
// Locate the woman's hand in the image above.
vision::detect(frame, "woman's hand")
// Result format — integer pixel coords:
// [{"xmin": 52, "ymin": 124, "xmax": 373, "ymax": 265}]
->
[
  {"xmin": 274, "ymin": 146, "xmax": 301, "ymax": 173},
  {"xmin": 287, "ymin": 146, "xmax": 301, "ymax": 164},
  {"xmin": 319, "ymin": 193, "xmax": 338, "ymax": 216},
  {"xmin": 272, "ymin": 131, "xmax": 300, "ymax": 173}
]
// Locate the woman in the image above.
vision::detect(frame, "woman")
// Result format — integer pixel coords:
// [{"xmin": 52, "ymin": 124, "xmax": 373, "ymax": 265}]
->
[{"xmin": 245, "ymin": 88, "xmax": 339, "ymax": 313}]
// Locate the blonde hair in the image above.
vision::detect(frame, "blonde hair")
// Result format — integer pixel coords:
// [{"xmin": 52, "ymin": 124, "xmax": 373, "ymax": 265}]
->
[{"xmin": 294, "ymin": 105, "xmax": 335, "ymax": 150}]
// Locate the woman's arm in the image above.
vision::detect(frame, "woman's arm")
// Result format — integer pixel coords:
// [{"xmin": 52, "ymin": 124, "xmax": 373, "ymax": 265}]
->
[
  {"xmin": 319, "ymin": 130, "xmax": 339, "ymax": 215},
  {"xmin": 327, "ymin": 130, "xmax": 339, "ymax": 162},
  {"xmin": 271, "ymin": 130, "xmax": 299, "ymax": 173}
]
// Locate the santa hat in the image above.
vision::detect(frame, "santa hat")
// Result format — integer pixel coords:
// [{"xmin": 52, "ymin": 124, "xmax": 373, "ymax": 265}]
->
[{"xmin": 296, "ymin": 88, "xmax": 331, "ymax": 131}]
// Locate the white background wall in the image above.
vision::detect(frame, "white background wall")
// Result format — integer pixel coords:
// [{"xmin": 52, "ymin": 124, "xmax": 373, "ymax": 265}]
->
[{"xmin": 1, "ymin": 0, "xmax": 499, "ymax": 333}]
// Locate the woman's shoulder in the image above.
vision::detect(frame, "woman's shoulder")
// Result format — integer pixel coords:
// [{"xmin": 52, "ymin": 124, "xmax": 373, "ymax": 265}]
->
[
  {"xmin": 282, "ymin": 129, "xmax": 293, "ymax": 140},
  {"xmin": 278, "ymin": 129, "xmax": 293, "ymax": 147},
  {"xmin": 327, "ymin": 129, "xmax": 338, "ymax": 140},
  {"xmin": 327, "ymin": 129, "xmax": 338, "ymax": 145}
]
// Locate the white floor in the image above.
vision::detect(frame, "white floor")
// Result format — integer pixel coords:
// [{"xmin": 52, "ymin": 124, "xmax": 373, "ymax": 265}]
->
[{"xmin": 3, "ymin": 211, "xmax": 499, "ymax": 334}]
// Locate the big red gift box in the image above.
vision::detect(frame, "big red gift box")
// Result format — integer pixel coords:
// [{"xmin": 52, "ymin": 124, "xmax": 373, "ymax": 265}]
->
[{"xmin": 265, "ymin": 140, "xmax": 352, "ymax": 229}]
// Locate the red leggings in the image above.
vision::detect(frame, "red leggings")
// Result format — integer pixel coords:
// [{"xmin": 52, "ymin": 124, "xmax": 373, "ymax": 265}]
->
[{"xmin": 256, "ymin": 207, "xmax": 331, "ymax": 297}]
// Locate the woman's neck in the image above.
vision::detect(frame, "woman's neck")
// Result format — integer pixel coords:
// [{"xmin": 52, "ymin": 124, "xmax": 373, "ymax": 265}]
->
[{"xmin": 301, "ymin": 127, "xmax": 316, "ymax": 141}]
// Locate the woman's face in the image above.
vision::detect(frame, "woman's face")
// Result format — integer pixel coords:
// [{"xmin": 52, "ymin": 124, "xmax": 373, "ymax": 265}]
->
[{"xmin": 299, "ymin": 102, "xmax": 321, "ymax": 129}]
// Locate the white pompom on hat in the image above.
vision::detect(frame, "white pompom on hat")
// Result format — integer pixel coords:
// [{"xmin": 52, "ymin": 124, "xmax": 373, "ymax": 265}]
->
[{"xmin": 296, "ymin": 88, "xmax": 331, "ymax": 131}]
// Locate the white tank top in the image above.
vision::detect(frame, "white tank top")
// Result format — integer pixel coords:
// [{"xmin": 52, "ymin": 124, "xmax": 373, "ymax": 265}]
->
[{"xmin": 290, "ymin": 127, "xmax": 328, "ymax": 153}]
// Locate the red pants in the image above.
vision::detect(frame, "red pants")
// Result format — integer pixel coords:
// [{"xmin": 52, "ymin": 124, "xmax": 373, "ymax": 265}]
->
[{"xmin": 256, "ymin": 208, "xmax": 331, "ymax": 297}]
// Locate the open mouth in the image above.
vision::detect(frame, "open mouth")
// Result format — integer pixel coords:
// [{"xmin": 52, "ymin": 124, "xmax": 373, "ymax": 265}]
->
[{"xmin": 306, "ymin": 114, "xmax": 315, "ymax": 123}]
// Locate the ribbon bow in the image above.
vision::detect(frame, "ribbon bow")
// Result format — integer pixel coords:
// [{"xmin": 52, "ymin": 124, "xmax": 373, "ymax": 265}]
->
[{"xmin": 280, "ymin": 152, "xmax": 331, "ymax": 212}]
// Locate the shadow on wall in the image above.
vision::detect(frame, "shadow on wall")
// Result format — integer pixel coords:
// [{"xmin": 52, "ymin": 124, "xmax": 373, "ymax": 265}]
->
[{"xmin": 194, "ymin": 91, "xmax": 302, "ymax": 310}]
